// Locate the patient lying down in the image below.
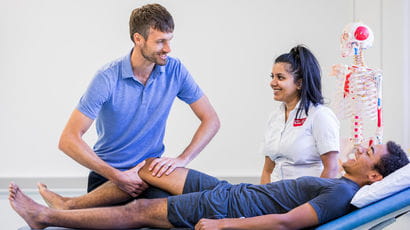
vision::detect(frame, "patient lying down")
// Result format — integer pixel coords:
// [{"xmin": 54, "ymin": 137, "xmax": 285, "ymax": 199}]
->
[{"xmin": 9, "ymin": 141, "xmax": 408, "ymax": 229}]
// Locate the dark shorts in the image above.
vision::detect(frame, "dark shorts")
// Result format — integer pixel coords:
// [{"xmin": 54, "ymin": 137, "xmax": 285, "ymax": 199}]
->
[
  {"xmin": 167, "ymin": 169, "xmax": 232, "ymax": 228},
  {"xmin": 87, "ymin": 171, "xmax": 171, "ymax": 199}
]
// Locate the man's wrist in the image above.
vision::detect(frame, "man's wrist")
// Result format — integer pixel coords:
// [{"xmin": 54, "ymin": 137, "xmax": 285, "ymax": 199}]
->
[
  {"xmin": 106, "ymin": 168, "xmax": 122, "ymax": 183},
  {"xmin": 179, "ymin": 151, "xmax": 199, "ymax": 165}
]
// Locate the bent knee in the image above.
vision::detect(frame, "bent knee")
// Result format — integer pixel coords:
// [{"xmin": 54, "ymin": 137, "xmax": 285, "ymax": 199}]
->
[
  {"xmin": 138, "ymin": 158, "xmax": 157, "ymax": 177},
  {"xmin": 144, "ymin": 157, "xmax": 157, "ymax": 165}
]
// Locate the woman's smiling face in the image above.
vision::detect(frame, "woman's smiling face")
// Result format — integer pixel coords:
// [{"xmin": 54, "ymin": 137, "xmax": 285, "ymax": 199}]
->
[{"xmin": 270, "ymin": 62, "xmax": 301, "ymax": 105}]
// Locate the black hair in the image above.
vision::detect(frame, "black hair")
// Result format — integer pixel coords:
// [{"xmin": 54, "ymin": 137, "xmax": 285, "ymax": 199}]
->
[
  {"xmin": 374, "ymin": 141, "xmax": 409, "ymax": 177},
  {"xmin": 129, "ymin": 3, "xmax": 174, "ymax": 42},
  {"xmin": 274, "ymin": 45, "xmax": 324, "ymax": 118}
]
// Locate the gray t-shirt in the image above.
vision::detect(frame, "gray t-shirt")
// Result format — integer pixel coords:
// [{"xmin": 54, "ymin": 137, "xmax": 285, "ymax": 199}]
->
[{"xmin": 229, "ymin": 176, "xmax": 360, "ymax": 224}]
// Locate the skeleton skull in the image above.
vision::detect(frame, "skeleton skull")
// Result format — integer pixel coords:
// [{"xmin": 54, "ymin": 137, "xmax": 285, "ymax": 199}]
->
[{"xmin": 340, "ymin": 22, "xmax": 374, "ymax": 58}]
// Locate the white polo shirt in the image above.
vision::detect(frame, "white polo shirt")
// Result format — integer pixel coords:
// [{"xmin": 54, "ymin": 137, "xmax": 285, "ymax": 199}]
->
[{"xmin": 261, "ymin": 101, "xmax": 340, "ymax": 181}]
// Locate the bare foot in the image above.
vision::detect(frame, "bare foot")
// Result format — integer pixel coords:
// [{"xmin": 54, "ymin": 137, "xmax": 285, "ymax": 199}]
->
[
  {"xmin": 9, "ymin": 182, "xmax": 48, "ymax": 229},
  {"xmin": 38, "ymin": 183, "xmax": 70, "ymax": 209}
]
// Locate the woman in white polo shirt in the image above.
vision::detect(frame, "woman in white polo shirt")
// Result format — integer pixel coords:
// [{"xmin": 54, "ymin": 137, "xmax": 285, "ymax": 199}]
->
[{"xmin": 260, "ymin": 45, "xmax": 340, "ymax": 183}]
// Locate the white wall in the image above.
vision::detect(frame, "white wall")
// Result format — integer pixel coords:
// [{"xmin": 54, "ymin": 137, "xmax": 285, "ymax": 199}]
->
[
  {"xmin": 405, "ymin": 0, "xmax": 410, "ymax": 150},
  {"xmin": 0, "ymin": 0, "xmax": 408, "ymax": 179},
  {"xmin": 379, "ymin": 0, "xmax": 410, "ymax": 151}
]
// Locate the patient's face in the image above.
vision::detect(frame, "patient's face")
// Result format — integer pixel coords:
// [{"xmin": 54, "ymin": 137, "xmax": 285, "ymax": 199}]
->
[{"xmin": 342, "ymin": 144, "xmax": 388, "ymax": 175}]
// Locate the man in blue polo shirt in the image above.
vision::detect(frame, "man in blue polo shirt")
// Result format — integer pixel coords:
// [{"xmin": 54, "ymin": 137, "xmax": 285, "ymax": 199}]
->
[{"xmin": 58, "ymin": 3, "xmax": 220, "ymax": 197}]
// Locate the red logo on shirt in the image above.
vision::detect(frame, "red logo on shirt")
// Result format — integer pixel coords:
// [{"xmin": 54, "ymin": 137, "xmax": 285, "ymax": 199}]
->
[{"xmin": 293, "ymin": 118, "xmax": 306, "ymax": 127}]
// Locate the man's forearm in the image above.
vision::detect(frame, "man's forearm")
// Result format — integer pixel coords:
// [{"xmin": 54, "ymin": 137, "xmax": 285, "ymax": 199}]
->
[
  {"xmin": 59, "ymin": 109, "xmax": 119, "ymax": 181},
  {"xmin": 59, "ymin": 133, "xmax": 118, "ymax": 181},
  {"xmin": 59, "ymin": 135, "xmax": 147, "ymax": 196},
  {"xmin": 178, "ymin": 115, "xmax": 220, "ymax": 163}
]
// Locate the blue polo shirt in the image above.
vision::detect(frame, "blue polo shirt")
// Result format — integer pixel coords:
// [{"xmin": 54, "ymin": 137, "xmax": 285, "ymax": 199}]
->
[{"xmin": 77, "ymin": 51, "xmax": 203, "ymax": 170}]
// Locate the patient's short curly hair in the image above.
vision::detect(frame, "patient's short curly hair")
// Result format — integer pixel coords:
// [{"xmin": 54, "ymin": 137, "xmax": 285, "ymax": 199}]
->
[{"xmin": 374, "ymin": 141, "xmax": 409, "ymax": 177}]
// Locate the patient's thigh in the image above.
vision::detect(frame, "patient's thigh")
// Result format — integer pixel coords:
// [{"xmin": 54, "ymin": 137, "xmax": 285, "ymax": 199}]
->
[{"xmin": 182, "ymin": 169, "xmax": 229, "ymax": 194}]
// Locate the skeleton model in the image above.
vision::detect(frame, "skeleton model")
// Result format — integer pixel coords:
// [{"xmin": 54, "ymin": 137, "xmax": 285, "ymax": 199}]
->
[{"xmin": 330, "ymin": 22, "xmax": 383, "ymax": 147}]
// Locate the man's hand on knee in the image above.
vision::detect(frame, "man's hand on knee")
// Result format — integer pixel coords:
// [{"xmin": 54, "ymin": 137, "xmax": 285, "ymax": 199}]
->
[
  {"xmin": 114, "ymin": 161, "xmax": 149, "ymax": 197},
  {"xmin": 148, "ymin": 157, "xmax": 187, "ymax": 177}
]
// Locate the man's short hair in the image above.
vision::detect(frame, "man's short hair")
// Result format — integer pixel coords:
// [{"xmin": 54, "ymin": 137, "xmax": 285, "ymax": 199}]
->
[
  {"xmin": 374, "ymin": 141, "xmax": 409, "ymax": 177},
  {"xmin": 129, "ymin": 3, "xmax": 174, "ymax": 42}
]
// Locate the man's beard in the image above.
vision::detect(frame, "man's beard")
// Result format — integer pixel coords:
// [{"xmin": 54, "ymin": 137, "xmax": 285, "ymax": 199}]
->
[{"xmin": 141, "ymin": 47, "xmax": 167, "ymax": 66}]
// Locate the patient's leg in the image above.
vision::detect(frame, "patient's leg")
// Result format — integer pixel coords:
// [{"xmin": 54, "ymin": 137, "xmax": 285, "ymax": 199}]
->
[
  {"xmin": 39, "ymin": 157, "xmax": 189, "ymax": 209},
  {"xmin": 10, "ymin": 182, "xmax": 173, "ymax": 229},
  {"xmin": 38, "ymin": 181, "xmax": 130, "ymax": 209},
  {"xmin": 138, "ymin": 158, "xmax": 189, "ymax": 195}
]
